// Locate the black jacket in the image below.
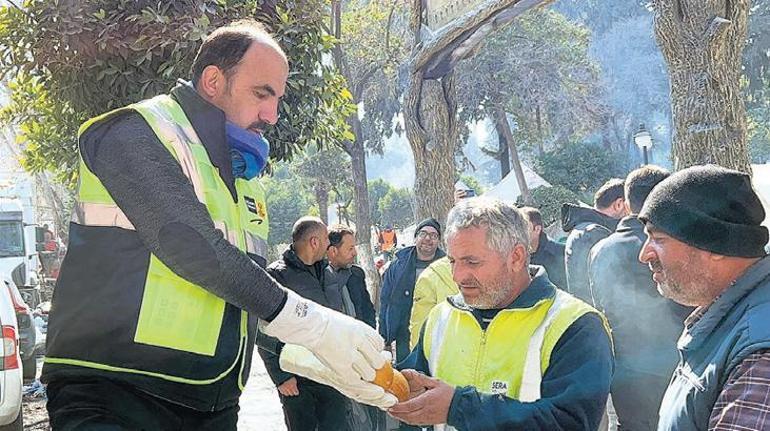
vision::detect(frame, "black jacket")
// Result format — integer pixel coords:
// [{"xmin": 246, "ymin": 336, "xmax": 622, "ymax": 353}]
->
[
  {"xmin": 347, "ymin": 265, "xmax": 376, "ymax": 328},
  {"xmin": 562, "ymin": 204, "xmax": 619, "ymax": 305},
  {"xmin": 258, "ymin": 247, "xmax": 329, "ymax": 386},
  {"xmin": 589, "ymin": 216, "xmax": 692, "ymax": 375},
  {"xmin": 531, "ymin": 231, "xmax": 567, "ymax": 290}
]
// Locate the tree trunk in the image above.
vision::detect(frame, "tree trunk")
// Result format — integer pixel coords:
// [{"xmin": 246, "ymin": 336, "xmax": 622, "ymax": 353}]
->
[
  {"xmin": 404, "ymin": 71, "xmax": 459, "ymax": 223},
  {"xmin": 493, "ymin": 118, "xmax": 511, "ymax": 179},
  {"xmin": 653, "ymin": 0, "xmax": 751, "ymax": 173},
  {"xmin": 493, "ymin": 106, "xmax": 532, "ymax": 204},
  {"xmin": 314, "ymin": 185, "xmax": 329, "ymax": 224},
  {"xmin": 330, "ymin": 0, "xmax": 385, "ymax": 315},
  {"xmin": 347, "ymin": 118, "xmax": 382, "ymax": 301}
]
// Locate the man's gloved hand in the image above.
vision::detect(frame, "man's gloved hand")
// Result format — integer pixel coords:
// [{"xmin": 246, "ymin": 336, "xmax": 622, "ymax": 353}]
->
[
  {"xmin": 262, "ymin": 290, "xmax": 386, "ymax": 383},
  {"xmin": 279, "ymin": 344, "xmax": 398, "ymax": 409}
]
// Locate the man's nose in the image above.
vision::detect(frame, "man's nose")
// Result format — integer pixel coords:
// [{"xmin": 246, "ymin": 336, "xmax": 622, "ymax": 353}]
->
[
  {"xmin": 260, "ymin": 101, "xmax": 280, "ymax": 125},
  {"xmin": 639, "ymin": 239, "xmax": 654, "ymax": 264}
]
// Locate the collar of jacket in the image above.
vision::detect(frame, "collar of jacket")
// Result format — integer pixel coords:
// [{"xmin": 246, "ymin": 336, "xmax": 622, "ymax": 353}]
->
[
  {"xmin": 680, "ymin": 255, "xmax": 770, "ymax": 352},
  {"xmin": 282, "ymin": 245, "xmax": 324, "ymax": 276},
  {"xmin": 534, "ymin": 231, "xmax": 559, "ymax": 257},
  {"xmin": 170, "ymin": 80, "xmax": 236, "ymax": 200},
  {"xmin": 615, "ymin": 215, "xmax": 644, "ymax": 234},
  {"xmin": 449, "ymin": 266, "xmax": 556, "ymax": 313},
  {"xmin": 561, "ymin": 203, "xmax": 619, "ymax": 232}
]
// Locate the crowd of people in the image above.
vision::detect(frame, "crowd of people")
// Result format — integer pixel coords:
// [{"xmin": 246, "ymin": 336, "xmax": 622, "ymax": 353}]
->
[{"xmin": 42, "ymin": 19, "xmax": 770, "ymax": 431}]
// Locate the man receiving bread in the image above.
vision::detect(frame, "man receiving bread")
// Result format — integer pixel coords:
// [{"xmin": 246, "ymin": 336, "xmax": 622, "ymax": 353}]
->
[{"xmin": 390, "ymin": 198, "xmax": 614, "ymax": 430}]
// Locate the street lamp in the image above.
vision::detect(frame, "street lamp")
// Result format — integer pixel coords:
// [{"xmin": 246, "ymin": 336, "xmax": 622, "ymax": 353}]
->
[{"xmin": 634, "ymin": 123, "xmax": 653, "ymax": 165}]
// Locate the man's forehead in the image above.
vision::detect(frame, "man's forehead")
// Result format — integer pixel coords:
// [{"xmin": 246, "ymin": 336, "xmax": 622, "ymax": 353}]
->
[{"xmin": 419, "ymin": 226, "xmax": 438, "ymax": 234}]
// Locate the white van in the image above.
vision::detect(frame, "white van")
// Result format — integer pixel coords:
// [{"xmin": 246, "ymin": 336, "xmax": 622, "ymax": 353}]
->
[{"xmin": 0, "ymin": 275, "xmax": 23, "ymax": 430}]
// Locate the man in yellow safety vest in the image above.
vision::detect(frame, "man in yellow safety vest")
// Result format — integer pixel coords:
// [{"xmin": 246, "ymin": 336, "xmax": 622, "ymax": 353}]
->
[{"xmin": 390, "ymin": 198, "xmax": 614, "ymax": 430}]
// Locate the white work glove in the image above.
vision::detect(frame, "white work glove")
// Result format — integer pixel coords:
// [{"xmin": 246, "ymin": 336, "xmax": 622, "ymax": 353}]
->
[
  {"xmin": 279, "ymin": 344, "xmax": 399, "ymax": 409},
  {"xmin": 262, "ymin": 290, "xmax": 387, "ymax": 383}
]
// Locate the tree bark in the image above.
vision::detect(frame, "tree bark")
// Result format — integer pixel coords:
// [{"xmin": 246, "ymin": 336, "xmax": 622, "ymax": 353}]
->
[
  {"xmin": 347, "ymin": 117, "xmax": 382, "ymax": 302},
  {"xmin": 653, "ymin": 0, "xmax": 751, "ymax": 173},
  {"xmin": 404, "ymin": 0, "xmax": 547, "ymax": 222},
  {"xmin": 493, "ymin": 118, "xmax": 511, "ymax": 179},
  {"xmin": 314, "ymin": 185, "xmax": 329, "ymax": 225},
  {"xmin": 493, "ymin": 106, "xmax": 531, "ymax": 204},
  {"xmin": 404, "ymin": 71, "xmax": 459, "ymax": 222},
  {"xmin": 330, "ymin": 0, "xmax": 383, "ymax": 307}
]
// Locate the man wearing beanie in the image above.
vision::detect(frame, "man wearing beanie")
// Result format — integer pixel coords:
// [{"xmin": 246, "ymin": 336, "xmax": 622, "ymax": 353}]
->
[
  {"xmin": 638, "ymin": 165, "xmax": 770, "ymax": 431},
  {"xmin": 379, "ymin": 218, "xmax": 446, "ymax": 363},
  {"xmin": 589, "ymin": 165, "xmax": 693, "ymax": 430}
]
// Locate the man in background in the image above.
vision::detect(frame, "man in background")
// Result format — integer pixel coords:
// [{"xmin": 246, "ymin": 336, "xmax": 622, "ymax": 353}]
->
[{"xmin": 562, "ymin": 179, "xmax": 627, "ymax": 304}]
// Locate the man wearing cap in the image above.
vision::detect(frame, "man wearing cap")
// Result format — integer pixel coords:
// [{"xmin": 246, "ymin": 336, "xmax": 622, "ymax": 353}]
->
[
  {"xmin": 379, "ymin": 218, "xmax": 446, "ymax": 362},
  {"xmin": 638, "ymin": 165, "xmax": 770, "ymax": 430}
]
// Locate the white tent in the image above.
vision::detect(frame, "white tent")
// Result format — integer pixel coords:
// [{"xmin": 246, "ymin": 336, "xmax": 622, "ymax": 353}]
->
[{"xmin": 482, "ymin": 164, "xmax": 552, "ymax": 203}]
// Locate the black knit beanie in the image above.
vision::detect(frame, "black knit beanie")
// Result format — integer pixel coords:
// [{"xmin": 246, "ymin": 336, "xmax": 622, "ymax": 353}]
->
[
  {"xmin": 638, "ymin": 165, "xmax": 768, "ymax": 258},
  {"xmin": 415, "ymin": 218, "xmax": 441, "ymax": 237}
]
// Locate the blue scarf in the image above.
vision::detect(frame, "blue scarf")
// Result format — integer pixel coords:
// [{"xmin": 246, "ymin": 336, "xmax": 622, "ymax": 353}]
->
[{"xmin": 226, "ymin": 122, "xmax": 269, "ymax": 180}]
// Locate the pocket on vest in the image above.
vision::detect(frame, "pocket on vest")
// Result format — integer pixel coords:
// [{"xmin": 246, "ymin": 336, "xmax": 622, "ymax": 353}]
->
[{"xmin": 134, "ymin": 254, "xmax": 225, "ymax": 356}]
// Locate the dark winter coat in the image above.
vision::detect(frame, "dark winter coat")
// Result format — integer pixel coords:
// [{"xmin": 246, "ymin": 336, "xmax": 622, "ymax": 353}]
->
[
  {"xmin": 562, "ymin": 204, "xmax": 619, "ymax": 305},
  {"xmin": 531, "ymin": 231, "xmax": 567, "ymax": 290},
  {"xmin": 589, "ymin": 216, "xmax": 691, "ymax": 375},
  {"xmin": 589, "ymin": 216, "xmax": 692, "ymax": 430},
  {"xmin": 378, "ymin": 246, "xmax": 445, "ymax": 344},
  {"xmin": 257, "ymin": 247, "xmax": 330, "ymax": 386}
]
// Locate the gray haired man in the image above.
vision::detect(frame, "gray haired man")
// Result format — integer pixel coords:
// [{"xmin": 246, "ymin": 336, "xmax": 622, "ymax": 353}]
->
[{"xmin": 390, "ymin": 197, "xmax": 614, "ymax": 430}]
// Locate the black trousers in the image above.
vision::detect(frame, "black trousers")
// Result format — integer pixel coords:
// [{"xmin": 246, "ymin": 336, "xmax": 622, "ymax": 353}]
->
[
  {"xmin": 279, "ymin": 378, "xmax": 351, "ymax": 431},
  {"xmin": 46, "ymin": 377, "xmax": 238, "ymax": 431}
]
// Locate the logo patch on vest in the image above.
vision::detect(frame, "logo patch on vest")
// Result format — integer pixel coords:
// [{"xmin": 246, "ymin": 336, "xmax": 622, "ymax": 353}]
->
[
  {"xmin": 490, "ymin": 380, "xmax": 508, "ymax": 395},
  {"xmin": 244, "ymin": 196, "xmax": 266, "ymax": 224},
  {"xmin": 245, "ymin": 196, "xmax": 258, "ymax": 214}
]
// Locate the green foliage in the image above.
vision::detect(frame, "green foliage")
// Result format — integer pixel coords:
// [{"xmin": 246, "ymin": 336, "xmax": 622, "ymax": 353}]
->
[
  {"xmin": 457, "ymin": 9, "xmax": 605, "ymax": 153},
  {"xmin": 0, "ymin": 74, "xmax": 79, "ymax": 186},
  {"xmin": 459, "ymin": 175, "xmax": 485, "ymax": 195},
  {"xmin": 379, "ymin": 187, "xmax": 415, "ymax": 228},
  {"xmin": 263, "ymin": 165, "xmax": 313, "ymax": 246},
  {"xmin": 339, "ymin": 0, "xmax": 409, "ymax": 152},
  {"xmin": 290, "ymin": 145, "xmax": 352, "ymax": 192},
  {"xmin": 367, "ymin": 178, "xmax": 392, "ymax": 226},
  {"xmin": 0, "ymin": 0, "xmax": 355, "ymax": 185},
  {"xmin": 516, "ymin": 185, "xmax": 582, "ymax": 227},
  {"xmin": 535, "ymin": 141, "xmax": 626, "ymax": 197},
  {"xmin": 366, "ymin": 178, "xmax": 414, "ymax": 228}
]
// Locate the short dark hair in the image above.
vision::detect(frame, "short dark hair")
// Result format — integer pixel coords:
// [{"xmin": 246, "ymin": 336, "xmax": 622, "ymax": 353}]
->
[
  {"xmin": 625, "ymin": 165, "xmax": 670, "ymax": 214},
  {"xmin": 328, "ymin": 225, "xmax": 355, "ymax": 247},
  {"xmin": 519, "ymin": 207, "xmax": 543, "ymax": 227},
  {"xmin": 191, "ymin": 19, "xmax": 280, "ymax": 86},
  {"xmin": 291, "ymin": 216, "xmax": 325, "ymax": 243},
  {"xmin": 594, "ymin": 178, "xmax": 625, "ymax": 209}
]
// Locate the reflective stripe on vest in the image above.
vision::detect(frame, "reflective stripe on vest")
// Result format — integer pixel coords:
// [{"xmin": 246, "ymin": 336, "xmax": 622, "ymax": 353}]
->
[
  {"xmin": 49, "ymin": 95, "xmax": 269, "ymax": 385},
  {"xmin": 423, "ymin": 289, "xmax": 606, "ymax": 419}
]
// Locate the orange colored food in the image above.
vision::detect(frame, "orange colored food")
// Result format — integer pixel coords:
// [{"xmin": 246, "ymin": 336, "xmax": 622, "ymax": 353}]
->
[{"xmin": 373, "ymin": 362, "xmax": 409, "ymax": 402}]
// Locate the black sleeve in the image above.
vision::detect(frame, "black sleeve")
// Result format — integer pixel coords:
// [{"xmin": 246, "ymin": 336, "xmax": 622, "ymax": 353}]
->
[
  {"xmin": 82, "ymin": 112, "xmax": 287, "ymax": 320},
  {"xmin": 257, "ymin": 342, "xmax": 295, "ymax": 386},
  {"xmin": 351, "ymin": 267, "xmax": 376, "ymax": 328},
  {"xmin": 446, "ymin": 313, "xmax": 614, "ymax": 431}
]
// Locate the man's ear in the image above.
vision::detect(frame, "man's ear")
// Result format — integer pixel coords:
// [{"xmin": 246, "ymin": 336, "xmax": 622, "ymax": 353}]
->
[
  {"xmin": 508, "ymin": 243, "xmax": 529, "ymax": 273},
  {"xmin": 534, "ymin": 225, "xmax": 543, "ymax": 236},
  {"xmin": 197, "ymin": 65, "xmax": 226, "ymax": 99}
]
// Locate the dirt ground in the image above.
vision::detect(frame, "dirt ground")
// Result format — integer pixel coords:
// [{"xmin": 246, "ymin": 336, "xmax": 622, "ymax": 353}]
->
[{"xmin": 22, "ymin": 397, "xmax": 48, "ymax": 431}]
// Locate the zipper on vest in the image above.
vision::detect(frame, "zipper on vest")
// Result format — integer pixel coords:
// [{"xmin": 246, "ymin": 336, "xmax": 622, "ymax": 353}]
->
[{"xmin": 474, "ymin": 331, "xmax": 488, "ymax": 384}]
